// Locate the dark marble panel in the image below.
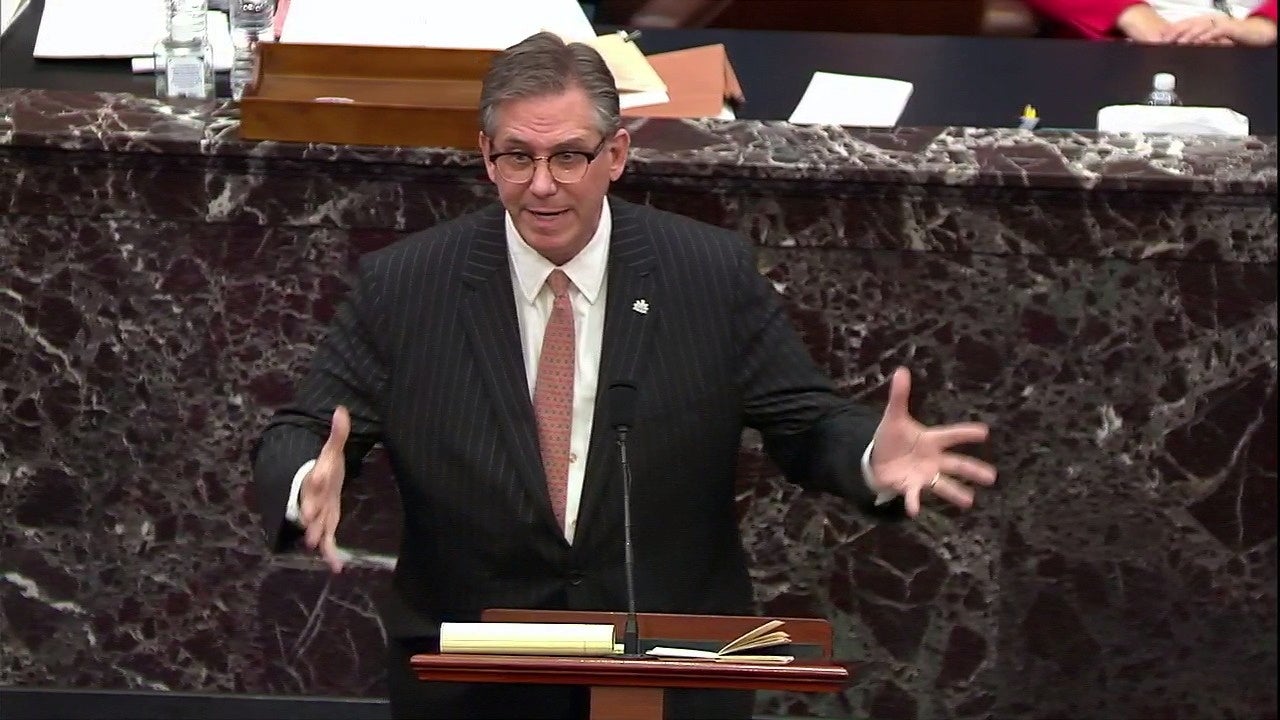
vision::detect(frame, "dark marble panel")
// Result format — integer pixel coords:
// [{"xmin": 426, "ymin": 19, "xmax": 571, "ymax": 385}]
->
[
  {"xmin": 0, "ymin": 148, "xmax": 495, "ymax": 231},
  {"xmin": 0, "ymin": 213, "xmax": 338, "ymax": 691},
  {"xmin": 257, "ymin": 565, "xmax": 392, "ymax": 698},
  {"xmin": 740, "ymin": 248, "xmax": 1009, "ymax": 719},
  {"xmin": 615, "ymin": 183, "xmax": 1278, "ymax": 263},
  {"xmin": 995, "ymin": 255, "xmax": 1277, "ymax": 720}
]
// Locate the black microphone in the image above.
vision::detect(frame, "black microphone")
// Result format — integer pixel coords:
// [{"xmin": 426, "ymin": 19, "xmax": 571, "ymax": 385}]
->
[{"xmin": 608, "ymin": 382, "xmax": 641, "ymax": 657}]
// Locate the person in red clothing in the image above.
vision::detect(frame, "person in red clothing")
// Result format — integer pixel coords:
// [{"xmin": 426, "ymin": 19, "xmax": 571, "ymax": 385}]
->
[{"xmin": 1025, "ymin": 0, "xmax": 1277, "ymax": 45}]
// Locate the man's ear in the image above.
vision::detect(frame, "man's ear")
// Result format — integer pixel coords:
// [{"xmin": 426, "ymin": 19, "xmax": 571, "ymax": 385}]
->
[
  {"xmin": 479, "ymin": 132, "xmax": 498, "ymax": 184},
  {"xmin": 608, "ymin": 127, "xmax": 631, "ymax": 181}
]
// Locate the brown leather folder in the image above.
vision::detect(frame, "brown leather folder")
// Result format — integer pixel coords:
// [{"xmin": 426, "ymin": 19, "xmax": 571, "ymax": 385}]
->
[{"xmin": 622, "ymin": 44, "xmax": 745, "ymax": 119}]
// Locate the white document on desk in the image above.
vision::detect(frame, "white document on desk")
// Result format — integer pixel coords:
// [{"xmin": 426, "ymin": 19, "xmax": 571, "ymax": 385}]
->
[
  {"xmin": 280, "ymin": 0, "xmax": 595, "ymax": 48},
  {"xmin": 34, "ymin": 0, "xmax": 165, "ymax": 58},
  {"xmin": 788, "ymin": 71, "xmax": 914, "ymax": 128}
]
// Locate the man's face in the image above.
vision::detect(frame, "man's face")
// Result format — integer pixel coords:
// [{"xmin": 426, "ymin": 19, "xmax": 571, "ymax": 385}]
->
[{"xmin": 479, "ymin": 87, "xmax": 630, "ymax": 265}]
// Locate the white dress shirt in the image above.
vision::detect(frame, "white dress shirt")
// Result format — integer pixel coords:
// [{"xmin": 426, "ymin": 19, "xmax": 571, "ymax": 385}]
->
[{"xmin": 286, "ymin": 200, "xmax": 889, "ymax": 541}]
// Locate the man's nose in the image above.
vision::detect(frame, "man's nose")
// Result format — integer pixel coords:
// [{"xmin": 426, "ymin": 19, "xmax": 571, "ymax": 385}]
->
[{"xmin": 528, "ymin": 161, "xmax": 557, "ymax": 196}]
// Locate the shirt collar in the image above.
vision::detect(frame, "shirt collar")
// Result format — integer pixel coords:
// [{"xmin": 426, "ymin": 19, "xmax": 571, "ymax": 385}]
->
[{"xmin": 506, "ymin": 199, "xmax": 611, "ymax": 306}]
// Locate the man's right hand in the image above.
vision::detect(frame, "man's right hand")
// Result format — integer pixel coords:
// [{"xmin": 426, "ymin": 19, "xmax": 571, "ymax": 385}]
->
[{"xmin": 300, "ymin": 406, "xmax": 350, "ymax": 573}]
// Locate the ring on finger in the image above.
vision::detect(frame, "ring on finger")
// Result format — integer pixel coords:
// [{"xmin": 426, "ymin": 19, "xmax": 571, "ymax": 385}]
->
[{"xmin": 930, "ymin": 472, "xmax": 942, "ymax": 490}]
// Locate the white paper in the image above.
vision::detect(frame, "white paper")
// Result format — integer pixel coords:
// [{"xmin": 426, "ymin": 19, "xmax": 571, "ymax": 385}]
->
[
  {"xmin": 788, "ymin": 71, "xmax": 913, "ymax": 128},
  {"xmin": 439, "ymin": 622, "xmax": 617, "ymax": 656},
  {"xmin": 646, "ymin": 646, "xmax": 721, "ymax": 659},
  {"xmin": 280, "ymin": 0, "xmax": 594, "ymax": 49},
  {"xmin": 2, "ymin": 0, "xmax": 31, "ymax": 37},
  {"xmin": 619, "ymin": 90, "xmax": 669, "ymax": 110},
  {"xmin": 34, "ymin": 0, "xmax": 166, "ymax": 58},
  {"xmin": 1096, "ymin": 104, "xmax": 1249, "ymax": 137},
  {"xmin": 130, "ymin": 11, "xmax": 236, "ymax": 73}
]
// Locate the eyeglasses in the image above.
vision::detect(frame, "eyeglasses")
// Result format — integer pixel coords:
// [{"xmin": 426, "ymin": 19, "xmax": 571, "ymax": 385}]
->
[{"xmin": 486, "ymin": 137, "xmax": 608, "ymax": 184}]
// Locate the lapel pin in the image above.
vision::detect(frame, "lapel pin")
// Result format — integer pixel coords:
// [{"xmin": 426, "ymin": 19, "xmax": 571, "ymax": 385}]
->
[{"xmin": 632, "ymin": 299, "xmax": 650, "ymax": 315}]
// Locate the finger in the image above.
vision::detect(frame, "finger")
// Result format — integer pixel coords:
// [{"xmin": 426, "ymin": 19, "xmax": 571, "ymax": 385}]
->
[
  {"xmin": 938, "ymin": 452, "xmax": 998, "ymax": 486},
  {"xmin": 883, "ymin": 367, "xmax": 912, "ymax": 423},
  {"xmin": 323, "ymin": 405, "xmax": 351, "ymax": 455},
  {"xmin": 299, "ymin": 466, "xmax": 328, "ymax": 529},
  {"xmin": 904, "ymin": 483, "xmax": 923, "ymax": 518},
  {"xmin": 1179, "ymin": 25, "xmax": 1218, "ymax": 44},
  {"xmin": 923, "ymin": 421, "xmax": 989, "ymax": 449},
  {"xmin": 320, "ymin": 517, "xmax": 343, "ymax": 573},
  {"xmin": 931, "ymin": 474, "xmax": 975, "ymax": 510},
  {"xmin": 304, "ymin": 497, "xmax": 327, "ymax": 548}
]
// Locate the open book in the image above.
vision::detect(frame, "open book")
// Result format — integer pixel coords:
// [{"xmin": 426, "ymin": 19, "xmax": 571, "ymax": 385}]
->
[{"xmin": 645, "ymin": 620, "xmax": 793, "ymax": 664}]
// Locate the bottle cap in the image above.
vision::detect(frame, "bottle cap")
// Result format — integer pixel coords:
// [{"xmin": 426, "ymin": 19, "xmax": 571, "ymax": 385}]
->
[{"xmin": 1153, "ymin": 73, "xmax": 1176, "ymax": 91}]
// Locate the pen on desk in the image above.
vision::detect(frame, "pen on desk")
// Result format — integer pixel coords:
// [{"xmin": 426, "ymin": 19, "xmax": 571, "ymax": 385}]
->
[{"xmin": 617, "ymin": 30, "xmax": 642, "ymax": 43}]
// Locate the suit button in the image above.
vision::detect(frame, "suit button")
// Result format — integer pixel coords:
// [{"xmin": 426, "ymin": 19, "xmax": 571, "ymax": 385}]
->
[{"xmin": 568, "ymin": 572, "xmax": 584, "ymax": 586}]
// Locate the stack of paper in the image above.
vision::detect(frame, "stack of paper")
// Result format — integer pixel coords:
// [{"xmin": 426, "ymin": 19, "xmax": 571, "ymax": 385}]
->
[
  {"xmin": 1097, "ymin": 105, "xmax": 1249, "ymax": 137},
  {"xmin": 34, "ymin": 0, "xmax": 232, "ymax": 75},
  {"xmin": 440, "ymin": 622, "xmax": 619, "ymax": 657},
  {"xmin": 788, "ymin": 71, "xmax": 914, "ymax": 128},
  {"xmin": 34, "ymin": 0, "xmax": 165, "ymax": 58},
  {"xmin": 580, "ymin": 32, "xmax": 668, "ymax": 109},
  {"xmin": 279, "ymin": 0, "xmax": 595, "ymax": 48},
  {"xmin": 277, "ymin": 0, "xmax": 667, "ymax": 110}
]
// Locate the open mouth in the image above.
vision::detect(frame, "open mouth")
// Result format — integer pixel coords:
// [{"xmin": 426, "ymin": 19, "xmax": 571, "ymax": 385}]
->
[{"xmin": 528, "ymin": 209, "xmax": 568, "ymax": 219}]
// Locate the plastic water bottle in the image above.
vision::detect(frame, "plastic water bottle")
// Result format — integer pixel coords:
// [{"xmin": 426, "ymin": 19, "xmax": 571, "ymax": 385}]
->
[
  {"xmin": 230, "ymin": 0, "xmax": 275, "ymax": 100},
  {"xmin": 1146, "ymin": 73, "xmax": 1181, "ymax": 107},
  {"xmin": 154, "ymin": 0, "xmax": 214, "ymax": 99}
]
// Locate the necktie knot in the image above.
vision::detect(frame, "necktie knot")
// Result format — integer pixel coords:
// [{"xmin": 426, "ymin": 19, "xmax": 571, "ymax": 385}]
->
[{"xmin": 547, "ymin": 269, "xmax": 571, "ymax": 299}]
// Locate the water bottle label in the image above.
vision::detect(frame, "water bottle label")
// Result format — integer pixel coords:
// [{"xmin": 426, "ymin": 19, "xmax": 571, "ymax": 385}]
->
[{"xmin": 167, "ymin": 56, "xmax": 205, "ymax": 97}]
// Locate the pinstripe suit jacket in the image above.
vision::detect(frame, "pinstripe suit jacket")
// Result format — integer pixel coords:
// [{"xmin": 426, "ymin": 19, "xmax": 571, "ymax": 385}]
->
[{"xmin": 253, "ymin": 197, "xmax": 895, "ymax": 640}]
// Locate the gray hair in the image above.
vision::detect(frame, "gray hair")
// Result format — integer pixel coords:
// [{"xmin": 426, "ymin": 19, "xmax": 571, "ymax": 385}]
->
[{"xmin": 479, "ymin": 31, "xmax": 621, "ymax": 139}]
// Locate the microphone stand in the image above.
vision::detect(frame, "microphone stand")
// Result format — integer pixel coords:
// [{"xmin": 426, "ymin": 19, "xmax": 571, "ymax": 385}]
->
[{"xmin": 617, "ymin": 425, "xmax": 641, "ymax": 657}]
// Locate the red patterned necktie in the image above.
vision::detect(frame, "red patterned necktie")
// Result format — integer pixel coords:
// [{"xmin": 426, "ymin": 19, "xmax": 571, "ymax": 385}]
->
[{"xmin": 534, "ymin": 269, "xmax": 574, "ymax": 531}]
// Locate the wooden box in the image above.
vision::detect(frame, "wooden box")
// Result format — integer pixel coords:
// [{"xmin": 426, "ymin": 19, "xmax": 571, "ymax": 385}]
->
[{"xmin": 238, "ymin": 42, "xmax": 497, "ymax": 149}]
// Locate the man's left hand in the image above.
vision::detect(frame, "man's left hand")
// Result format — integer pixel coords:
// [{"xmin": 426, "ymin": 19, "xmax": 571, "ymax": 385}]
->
[{"xmin": 868, "ymin": 367, "xmax": 998, "ymax": 517}]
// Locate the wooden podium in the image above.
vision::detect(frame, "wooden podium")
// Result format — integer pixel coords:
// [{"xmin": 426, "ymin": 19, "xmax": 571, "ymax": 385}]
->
[{"xmin": 410, "ymin": 609, "xmax": 851, "ymax": 720}]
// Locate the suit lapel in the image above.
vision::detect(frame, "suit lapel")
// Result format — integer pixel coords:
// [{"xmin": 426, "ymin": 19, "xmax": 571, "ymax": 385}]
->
[
  {"xmin": 458, "ymin": 207, "xmax": 561, "ymax": 537},
  {"xmin": 576, "ymin": 199, "xmax": 658, "ymax": 539}
]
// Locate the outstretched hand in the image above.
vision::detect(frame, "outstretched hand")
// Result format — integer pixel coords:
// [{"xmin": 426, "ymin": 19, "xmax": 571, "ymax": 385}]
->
[
  {"xmin": 868, "ymin": 368, "xmax": 997, "ymax": 517},
  {"xmin": 300, "ymin": 406, "xmax": 350, "ymax": 572}
]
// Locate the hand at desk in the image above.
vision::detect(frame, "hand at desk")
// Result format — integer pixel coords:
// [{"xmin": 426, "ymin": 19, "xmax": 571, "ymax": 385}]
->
[
  {"xmin": 1164, "ymin": 15, "xmax": 1277, "ymax": 46},
  {"xmin": 1117, "ymin": 4, "xmax": 1174, "ymax": 43},
  {"xmin": 868, "ymin": 368, "xmax": 997, "ymax": 518}
]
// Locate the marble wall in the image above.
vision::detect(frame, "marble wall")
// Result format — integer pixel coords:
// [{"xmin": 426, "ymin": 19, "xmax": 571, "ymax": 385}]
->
[{"xmin": 1, "ymin": 89, "xmax": 1276, "ymax": 719}]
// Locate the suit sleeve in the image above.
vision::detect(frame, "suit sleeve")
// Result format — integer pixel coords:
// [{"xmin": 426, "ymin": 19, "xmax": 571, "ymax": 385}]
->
[
  {"xmin": 731, "ymin": 247, "xmax": 904, "ymax": 518},
  {"xmin": 1023, "ymin": 0, "xmax": 1148, "ymax": 38},
  {"xmin": 251, "ymin": 257, "xmax": 389, "ymax": 552}
]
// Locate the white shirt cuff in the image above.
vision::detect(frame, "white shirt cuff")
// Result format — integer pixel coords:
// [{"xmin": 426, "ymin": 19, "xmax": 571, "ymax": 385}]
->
[
  {"xmin": 285, "ymin": 459, "xmax": 315, "ymax": 525},
  {"xmin": 862, "ymin": 440, "xmax": 898, "ymax": 506}
]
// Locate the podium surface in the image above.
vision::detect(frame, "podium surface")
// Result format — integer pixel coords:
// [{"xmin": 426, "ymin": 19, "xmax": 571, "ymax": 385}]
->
[{"xmin": 410, "ymin": 610, "xmax": 851, "ymax": 720}]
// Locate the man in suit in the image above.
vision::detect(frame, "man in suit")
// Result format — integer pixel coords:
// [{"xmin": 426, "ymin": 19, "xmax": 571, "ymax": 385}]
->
[{"xmin": 252, "ymin": 31, "xmax": 996, "ymax": 720}]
